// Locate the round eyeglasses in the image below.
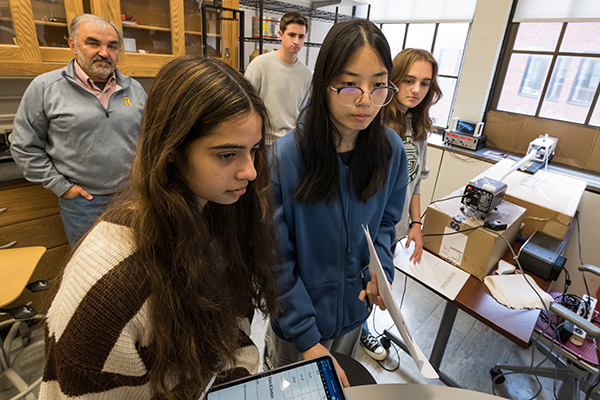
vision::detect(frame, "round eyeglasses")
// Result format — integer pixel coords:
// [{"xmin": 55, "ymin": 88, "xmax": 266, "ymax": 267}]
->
[{"xmin": 330, "ymin": 83, "xmax": 398, "ymax": 107}]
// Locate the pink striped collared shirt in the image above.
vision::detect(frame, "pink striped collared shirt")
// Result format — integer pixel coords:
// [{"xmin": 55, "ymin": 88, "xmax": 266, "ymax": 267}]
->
[{"xmin": 73, "ymin": 60, "xmax": 119, "ymax": 109}]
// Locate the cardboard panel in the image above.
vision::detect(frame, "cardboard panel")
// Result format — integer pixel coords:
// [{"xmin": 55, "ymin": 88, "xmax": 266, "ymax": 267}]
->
[{"xmin": 484, "ymin": 110, "xmax": 600, "ymax": 173}]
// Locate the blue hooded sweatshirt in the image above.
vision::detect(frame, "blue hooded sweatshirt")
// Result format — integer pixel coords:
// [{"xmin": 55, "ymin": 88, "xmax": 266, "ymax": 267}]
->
[{"xmin": 269, "ymin": 127, "xmax": 408, "ymax": 353}]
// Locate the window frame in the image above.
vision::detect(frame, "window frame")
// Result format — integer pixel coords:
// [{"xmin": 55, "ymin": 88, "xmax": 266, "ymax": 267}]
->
[{"xmin": 490, "ymin": 22, "xmax": 600, "ymax": 126}]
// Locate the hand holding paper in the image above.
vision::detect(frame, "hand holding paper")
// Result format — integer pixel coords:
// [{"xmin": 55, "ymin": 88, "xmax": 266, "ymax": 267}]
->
[
  {"xmin": 358, "ymin": 272, "xmax": 386, "ymax": 311},
  {"xmin": 362, "ymin": 226, "xmax": 439, "ymax": 379}
]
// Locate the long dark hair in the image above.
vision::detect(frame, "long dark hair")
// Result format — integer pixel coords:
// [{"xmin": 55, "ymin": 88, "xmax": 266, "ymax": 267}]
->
[
  {"xmin": 387, "ymin": 48, "xmax": 442, "ymax": 141},
  {"xmin": 292, "ymin": 19, "xmax": 394, "ymax": 204},
  {"xmin": 109, "ymin": 56, "xmax": 279, "ymax": 399}
]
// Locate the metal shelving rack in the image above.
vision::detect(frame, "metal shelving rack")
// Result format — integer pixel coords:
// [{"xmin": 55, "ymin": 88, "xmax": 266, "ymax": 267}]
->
[{"xmin": 240, "ymin": 0, "xmax": 370, "ymax": 53}]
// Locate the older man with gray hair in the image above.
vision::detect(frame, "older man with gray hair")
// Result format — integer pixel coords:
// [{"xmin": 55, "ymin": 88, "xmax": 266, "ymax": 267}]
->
[{"xmin": 11, "ymin": 14, "xmax": 147, "ymax": 246}]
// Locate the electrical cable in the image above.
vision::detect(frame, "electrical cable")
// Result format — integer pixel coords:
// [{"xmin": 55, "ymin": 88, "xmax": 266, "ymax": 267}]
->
[
  {"xmin": 422, "ymin": 225, "xmax": 486, "ymax": 237},
  {"xmin": 485, "ymin": 138, "xmax": 519, "ymax": 161},
  {"xmin": 585, "ymin": 373, "xmax": 600, "ymax": 400},
  {"xmin": 366, "ymin": 273, "xmax": 410, "ymax": 373},
  {"xmin": 369, "ymin": 306, "xmax": 400, "ymax": 372},
  {"xmin": 448, "ymin": 149, "xmax": 484, "ymax": 163},
  {"xmin": 419, "ymin": 194, "xmax": 464, "ymax": 221}
]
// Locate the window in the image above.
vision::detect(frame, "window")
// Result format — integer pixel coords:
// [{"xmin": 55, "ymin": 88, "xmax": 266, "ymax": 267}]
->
[
  {"xmin": 492, "ymin": 22, "xmax": 600, "ymax": 126},
  {"xmin": 381, "ymin": 24, "xmax": 406, "ymax": 60},
  {"xmin": 545, "ymin": 57, "xmax": 571, "ymax": 101},
  {"xmin": 381, "ymin": 22, "xmax": 471, "ymax": 128},
  {"xmin": 519, "ymin": 56, "xmax": 550, "ymax": 97},
  {"xmin": 569, "ymin": 58, "xmax": 600, "ymax": 106}
]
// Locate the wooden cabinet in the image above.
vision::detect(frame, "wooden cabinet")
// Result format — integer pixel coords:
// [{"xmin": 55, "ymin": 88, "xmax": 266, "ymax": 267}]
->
[
  {"xmin": 0, "ymin": 0, "xmax": 241, "ymax": 76},
  {"xmin": 0, "ymin": 182, "xmax": 70, "ymax": 321}
]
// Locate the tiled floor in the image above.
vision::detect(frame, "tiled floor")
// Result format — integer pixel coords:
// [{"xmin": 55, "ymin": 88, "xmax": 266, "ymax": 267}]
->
[
  {"xmin": 251, "ymin": 272, "xmax": 562, "ymax": 399},
  {"xmin": 0, "ymin": 272, "xmax": 583, "ymax": 399}
]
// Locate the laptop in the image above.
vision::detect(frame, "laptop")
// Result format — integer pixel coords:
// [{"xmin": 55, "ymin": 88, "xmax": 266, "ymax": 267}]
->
[{"xmin": 207, "ymin": 354, "xmax": 347, "ymax": 400}]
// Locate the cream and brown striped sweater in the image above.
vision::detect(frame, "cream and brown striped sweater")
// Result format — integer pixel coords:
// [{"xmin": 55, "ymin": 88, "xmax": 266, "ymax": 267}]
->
[{"xmin": 41, "ymin": 220, "xmax": 259, "ymax": 399}]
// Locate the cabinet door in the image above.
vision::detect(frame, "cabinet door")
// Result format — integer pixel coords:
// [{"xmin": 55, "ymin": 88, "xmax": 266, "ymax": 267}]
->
[
  {"xmin": 0, "ymin": 0, "xmax": 82, "ymax": 74},
  {"xmin": 184, "ymin": 0, "xmax": 211, "ymax": 57},
  {"xmin": 184, "ymin": 0, "xmax": 239, "ymax": 67},
  {"xmin": 0, "ymin": 183, "xmax": 60, "ymax": 227},
  {"xmin": 220, "ymin": 0, "xmax": 239, "ymax": 69},
  {"xmin": 29, "ymin": 0, "xmax": 84, "ymax": 62},
  {"xmin": 90, "ymin": 0, "xmax": 181, "ymax": 77},
  {"xmin": 1, "ymin": 0, "xmax": 42, "ymax": 71},
  {"xmin": 1, "ymin": 0, "xmax": 240, "ymax": 76}
]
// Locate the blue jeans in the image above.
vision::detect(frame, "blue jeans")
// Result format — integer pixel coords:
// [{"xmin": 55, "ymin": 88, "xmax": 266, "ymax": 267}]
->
[{"xmin": 58, "ymin": 194, "xmax": 113, "ymax": 247}]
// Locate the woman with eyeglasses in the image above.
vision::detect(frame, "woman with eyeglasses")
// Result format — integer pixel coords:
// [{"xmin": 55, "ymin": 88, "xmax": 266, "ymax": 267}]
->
[
  {"xmin": 265, "ymin": 19, "xmax": 408, "ymax": 386},
  {"xmin": 387, "ymin": 48, "xmax": 443, "ymax": 264}
]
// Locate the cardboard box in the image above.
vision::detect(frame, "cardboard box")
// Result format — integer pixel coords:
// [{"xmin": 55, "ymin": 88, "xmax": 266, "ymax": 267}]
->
[
  {"xmin": 472, "ymin": 159, "xmax": 586, "ymax": 240},
  {"xmin": 422, "ymin": 189, "xmax": 526, "ymax": 280}
]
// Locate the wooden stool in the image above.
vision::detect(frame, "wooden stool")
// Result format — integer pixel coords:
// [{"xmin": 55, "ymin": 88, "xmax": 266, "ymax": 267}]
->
[{"xmin": 1, "ymin": 246, "xmax": 46, "ymax": 400}]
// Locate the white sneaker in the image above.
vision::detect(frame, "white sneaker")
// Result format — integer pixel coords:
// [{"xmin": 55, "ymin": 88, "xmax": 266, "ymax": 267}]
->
[{"xmin": 360, "ymin": 333, "xmax": 387, "ymax": 361}]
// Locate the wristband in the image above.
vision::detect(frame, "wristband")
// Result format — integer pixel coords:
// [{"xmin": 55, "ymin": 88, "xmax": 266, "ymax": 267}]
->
[{"xmin": 409, "ymin": 221, "xmax": 422, "ymax": 228}]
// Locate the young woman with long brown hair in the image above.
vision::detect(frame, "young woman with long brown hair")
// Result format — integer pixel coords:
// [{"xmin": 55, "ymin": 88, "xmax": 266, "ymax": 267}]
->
[
  {"xmin": 387, "ymin": 48, "xmax": 442, "ymax": 262},
  {"xmin": 40, "ymin": 56, "xmax": 280, "ymax": 400}
]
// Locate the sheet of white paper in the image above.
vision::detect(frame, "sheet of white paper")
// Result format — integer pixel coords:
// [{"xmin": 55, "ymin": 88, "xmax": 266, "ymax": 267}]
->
[
  {"xmin": 484, "ymin": 274, "xmax": 554, "ymax": 310},
  {"xmin": 438, "ymin": 227, "xmax": 468, "ymax": 266},
  {"xmin": 394, "ymin": 238, "xmax": 470, "ymax": 301},
  {"xmin": 363, "ymin": 226, "xmax": 439, "ymax": 379}
]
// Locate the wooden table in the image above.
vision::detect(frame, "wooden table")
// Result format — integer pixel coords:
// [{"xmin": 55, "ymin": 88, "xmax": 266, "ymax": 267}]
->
[{"xmin": 385, "ymin": 246, "xmax": 551, "ymax": 388}]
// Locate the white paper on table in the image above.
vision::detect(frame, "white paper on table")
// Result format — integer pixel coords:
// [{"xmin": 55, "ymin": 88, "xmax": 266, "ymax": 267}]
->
[
  {"xmin": 394, "ymin": 238, "xmax": 470, "ymax": 301},
  {"xmin": 362, "ymin": 226, "xmax": 439, "ymax": 379},
  {"xmin": 483, "ymin": 274, "xmax": 554, "ymax": 310}
]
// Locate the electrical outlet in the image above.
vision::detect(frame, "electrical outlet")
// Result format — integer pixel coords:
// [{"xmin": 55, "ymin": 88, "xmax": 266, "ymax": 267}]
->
[
  {"xmin": 569, "ymin": 295, "xmax": 597, "ymax": 346},
  {"xmin": 224, "ymin": 47, "xmax": 230, "ymax": 58}
]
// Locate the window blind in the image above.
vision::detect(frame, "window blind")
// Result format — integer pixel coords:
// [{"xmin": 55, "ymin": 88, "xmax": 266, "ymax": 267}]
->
[{"xmin": 514, "ymin": 0, "xmax": 600, "ymax": 22}]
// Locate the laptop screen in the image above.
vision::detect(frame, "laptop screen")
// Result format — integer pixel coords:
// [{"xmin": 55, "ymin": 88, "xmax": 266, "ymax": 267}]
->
[{"xmin": 207, "ymin": 355, "xmax": 346, "ymax": 400}]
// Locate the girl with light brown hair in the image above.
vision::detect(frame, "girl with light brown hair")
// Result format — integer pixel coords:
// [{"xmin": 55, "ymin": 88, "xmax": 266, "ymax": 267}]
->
[{"xmin": 387, "ymin": 48, "xmax": 443, "ymax": 262}]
